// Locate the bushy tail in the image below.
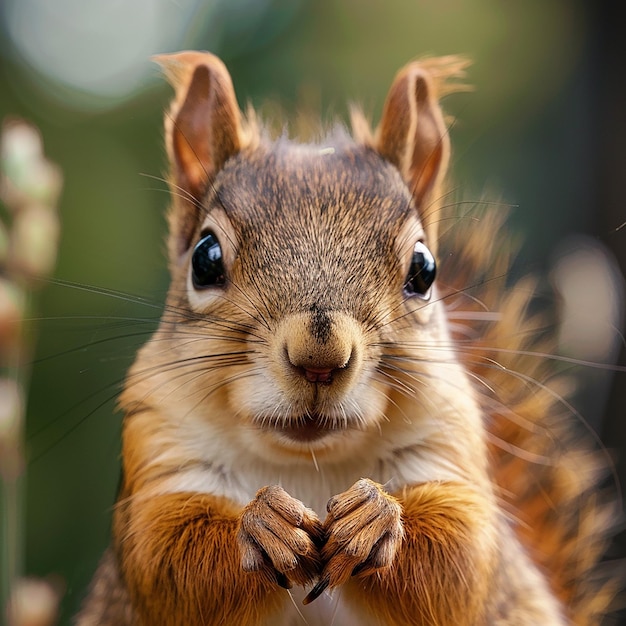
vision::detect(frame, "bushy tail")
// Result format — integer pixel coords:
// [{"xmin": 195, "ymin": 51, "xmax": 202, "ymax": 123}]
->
[{"xmin": 439, "ymin": 203, "xmax": 622, "ymax": 625}]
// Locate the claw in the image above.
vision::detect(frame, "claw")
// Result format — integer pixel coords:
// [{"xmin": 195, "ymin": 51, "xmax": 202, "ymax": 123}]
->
[
  {"xmin": 351, "ymin": 561, "xmax": 368, "ymax": 577},
  {"xmin": 303, "ymin": 576, "xmax": 330, "ymax": 605}
]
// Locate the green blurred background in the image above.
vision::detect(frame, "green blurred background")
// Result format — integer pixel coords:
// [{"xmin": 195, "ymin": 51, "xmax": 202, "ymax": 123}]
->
[{"xmin": 1, "ymin": 0, "xmax": 625, "ymax": 623}]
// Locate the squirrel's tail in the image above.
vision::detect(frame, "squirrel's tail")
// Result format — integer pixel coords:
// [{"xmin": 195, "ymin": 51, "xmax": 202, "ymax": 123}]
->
[{"xmin": 439, "ymin": 204, "xmax": 622, "ymax": 625}]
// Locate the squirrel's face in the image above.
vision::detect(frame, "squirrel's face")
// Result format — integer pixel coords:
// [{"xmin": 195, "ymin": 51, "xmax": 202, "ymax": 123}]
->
[
  {"xmin": 140, "ymin": 52, "xmax": 458, "ymax": 464},
  {"xmin": 161, "ymin": 141, "xmax": 441, "ymax": 462}
]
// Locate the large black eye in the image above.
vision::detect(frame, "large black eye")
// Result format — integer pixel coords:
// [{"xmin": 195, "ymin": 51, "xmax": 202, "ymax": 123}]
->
[
  {"xmin": 191, "ymin": 232, "xmax": 226, "ymax": 288},
  {"xmin": 404, "ymin": 241, "xmax": 436, "ymax": 298}
]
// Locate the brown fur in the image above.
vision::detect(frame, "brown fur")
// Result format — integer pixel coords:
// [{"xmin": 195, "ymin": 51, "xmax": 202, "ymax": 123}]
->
[{"xmin": 75, "ymin": 52, "xmax": 619, "ymax": 625}]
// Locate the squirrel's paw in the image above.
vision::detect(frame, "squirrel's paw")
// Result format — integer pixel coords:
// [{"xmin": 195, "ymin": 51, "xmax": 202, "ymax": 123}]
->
[
  {"xmin": 304, "ymin": 478, "xmax": 404, "ymax": 604},
  {"xmin": 238, "ymin": 485, "xmax": 324, "ymax": 588}
]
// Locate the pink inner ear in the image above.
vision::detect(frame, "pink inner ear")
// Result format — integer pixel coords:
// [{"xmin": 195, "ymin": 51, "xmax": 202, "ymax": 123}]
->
[
  {"xmin": 376, "ymin": 73, "xmax": 414, "ymax": 172},
  {"xmin": 171, "ymin": 65, "xmax": 215, "ymax": 202},
  {"xmin": 409, "ymin": 102, "xmax": 447, "ymax": 207},
  {"xmin": 411, "ymin": 72, "xmax": 448, "ymax": 204}
]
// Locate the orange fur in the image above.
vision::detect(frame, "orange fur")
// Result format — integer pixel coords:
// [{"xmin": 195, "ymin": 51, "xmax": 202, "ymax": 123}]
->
[{"xmin": 115, "ymin": 490, "xmax": 284, "ymax": 625}]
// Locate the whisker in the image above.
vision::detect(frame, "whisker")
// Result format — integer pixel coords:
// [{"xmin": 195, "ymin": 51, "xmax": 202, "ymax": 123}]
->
[
  {"xmin": 28, "ymin": 385, "xmax": 123, "ymax": 464},
  {"xmin": 139, "ymin": 172, "xmax": 204, "ymax": 211}
]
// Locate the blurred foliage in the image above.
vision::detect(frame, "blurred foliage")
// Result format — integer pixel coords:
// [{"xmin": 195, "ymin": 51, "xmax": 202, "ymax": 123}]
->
[{"xmin": 0, "ymin": 0, "xmax": 623, "ymax": 622}]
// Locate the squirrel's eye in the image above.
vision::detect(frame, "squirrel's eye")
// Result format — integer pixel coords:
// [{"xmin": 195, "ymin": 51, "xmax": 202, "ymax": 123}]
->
[
  {"xmin": 404, "ymin": 241, "xmax": 436, "ymax": 298},
  {"xmin": 191, "ymin": 232, "xmax": 226, "ymax": 288}
]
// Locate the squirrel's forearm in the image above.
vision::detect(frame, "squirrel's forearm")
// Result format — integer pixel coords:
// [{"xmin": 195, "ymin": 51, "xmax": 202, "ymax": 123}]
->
[
  {"xmin": 344, "ymin": 481, "xmax": 497, "ymax": 626},
  {"xmin": 344, "ymin": 481, "xmax": 565, "ymax": 626},
  {"xmin": 114, "ymin": 491, "xmax": 284, "ymax": 626}
]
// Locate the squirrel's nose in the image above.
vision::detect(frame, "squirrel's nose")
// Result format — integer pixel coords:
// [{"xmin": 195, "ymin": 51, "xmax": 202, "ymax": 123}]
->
[
  {"xmin": 285, "ymin": 339, "xmax": 353, "ymax": 385},
  {"xmin": 278, "ymin": 309, "xmax": 358, "ymax": 385}
]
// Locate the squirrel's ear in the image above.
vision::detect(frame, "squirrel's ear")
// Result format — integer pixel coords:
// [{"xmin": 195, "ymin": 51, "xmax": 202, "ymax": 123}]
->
[
  {"xmin": 154, "ymin": 51, "xmax": 242, "ymax": 255},
  {"xmin": 376, "ymin": 62, "xmax": 451, "ymax": 243}
]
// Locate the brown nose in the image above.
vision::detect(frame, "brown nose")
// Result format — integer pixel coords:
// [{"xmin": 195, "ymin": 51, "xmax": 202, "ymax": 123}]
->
[
  {"xmin": 276, "ymin": 310, "xmax": 359, "ymax": 386},
  {"xmin": 286, "ymin": 344, "xmax": 353, "ymax": 385}
]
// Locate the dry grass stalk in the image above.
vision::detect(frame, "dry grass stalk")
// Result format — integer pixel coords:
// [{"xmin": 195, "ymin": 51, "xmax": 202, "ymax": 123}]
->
[{"xmin": 1, "ymin": 119, "xmax": 62, "ymax": 626}]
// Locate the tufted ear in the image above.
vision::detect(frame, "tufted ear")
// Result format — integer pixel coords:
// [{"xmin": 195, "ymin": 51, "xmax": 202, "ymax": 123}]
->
[
  {"xmin": 376, "ymin": 58, "xmax": 468, "ymax": 248},
  {"xmin": 154, "ymin": 51, "xmax": 242, "ymax": 258}
]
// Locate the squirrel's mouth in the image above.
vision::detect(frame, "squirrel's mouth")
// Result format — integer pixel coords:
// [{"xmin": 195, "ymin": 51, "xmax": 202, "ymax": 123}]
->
[
  {"xmin": 281, "ymin": 416, "xmax": 337, "ymax": 442},
  {"xmin": 259, "ymin": 414, "xmax": 345, "ymax": 443}
]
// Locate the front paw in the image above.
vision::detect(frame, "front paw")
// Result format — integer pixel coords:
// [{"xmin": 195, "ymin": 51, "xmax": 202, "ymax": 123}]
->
[
  {"xmin": 238, "ymin": 485, "xmax": 324, "ymax": 589},
  {"xmin": 305, "ymin": 478, "xmax": 404, "ymax": 604}
]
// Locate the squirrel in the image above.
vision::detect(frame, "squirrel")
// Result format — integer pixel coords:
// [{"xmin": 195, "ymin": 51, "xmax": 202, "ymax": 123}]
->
[{"xmin": 75, "ymin": 51, "xmax": 619, "ymax": 625}]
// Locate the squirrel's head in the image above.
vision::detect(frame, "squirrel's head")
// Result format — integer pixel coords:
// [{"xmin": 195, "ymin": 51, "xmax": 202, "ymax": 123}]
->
[{"xmin": 146, "ymin": 52, "xmax": 468, "ymax": 464}]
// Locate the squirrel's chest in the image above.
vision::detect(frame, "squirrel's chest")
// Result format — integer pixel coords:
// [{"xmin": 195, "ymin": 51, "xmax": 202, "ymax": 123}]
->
[{"xmin": 153, "ymin": 408, "xmax": 472, "ymax": 518}]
